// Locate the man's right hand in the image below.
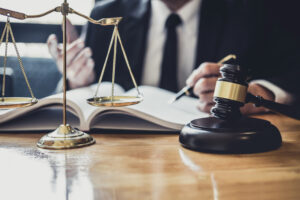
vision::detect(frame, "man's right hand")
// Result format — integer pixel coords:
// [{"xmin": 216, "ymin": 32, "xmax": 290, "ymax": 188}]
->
[
  {"xmin": 47, "ymin": 19, "xmax": 95, "ymax": 89},
  {"xmin": 186, "ymin": 62, "xmax": 274, "ymax": 115}
]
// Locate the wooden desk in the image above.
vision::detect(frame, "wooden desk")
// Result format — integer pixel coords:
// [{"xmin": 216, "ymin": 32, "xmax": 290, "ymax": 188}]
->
[{"xmin": 0, "ymin": 114, "xmax": 300, "ymax": 200}]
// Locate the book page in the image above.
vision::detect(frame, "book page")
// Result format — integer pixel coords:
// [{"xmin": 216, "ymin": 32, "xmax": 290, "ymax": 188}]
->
[
  {"xmin": 0, "ymin": 83, "xmax": 205, "ymax": 132},
  {"xmin": 66, "ymin": 82, "xmax": 125, "ymax": 129},
  {"xmin": 87, "ymin": 86, "xmax": 208, "ymax": 131},
  {"xmin": 0, "ymin": 82, "xmax": 124, "ymax": 131},
  {"xmin": 124, "ymin": 86, "xmax": 208, "ymax": 129},
  {"xmin": 0, "ymin": 95, "xmax": 69, "ymax": 124},
  {"xmin": 90, "ymin": 110, "xmax": 176, "ymax": 132},
  {"xmin": 0, "ymin": 107, "xmax": 80, "ymax": 132}
]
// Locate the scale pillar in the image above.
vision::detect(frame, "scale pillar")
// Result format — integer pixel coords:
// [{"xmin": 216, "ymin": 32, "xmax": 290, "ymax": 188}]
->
[{"xmin": 37, "ymin": 0, "xmax": 95, "ymax": 149}]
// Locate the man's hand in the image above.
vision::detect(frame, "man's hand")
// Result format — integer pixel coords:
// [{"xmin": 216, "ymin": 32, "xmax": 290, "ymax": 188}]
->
[
  {"xmin": 47, "ymin": 19, "xmax": 95, "ymax": 89},
  {"xmin": 186, "ymin": 62, "xmax": 221, "ymax": 113},
  {"xmin": 241, "ymin": 82, "xmax": 275, "ymax": 115},
  {"xmin": 186, "ymin": 62, "xmax": 275, "ymax": 114}
]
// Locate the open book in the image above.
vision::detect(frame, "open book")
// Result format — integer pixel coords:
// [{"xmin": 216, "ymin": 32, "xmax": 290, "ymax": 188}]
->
[{"xmin": 0, "ymin": 83, "xmax": 208, "ymax": 132}]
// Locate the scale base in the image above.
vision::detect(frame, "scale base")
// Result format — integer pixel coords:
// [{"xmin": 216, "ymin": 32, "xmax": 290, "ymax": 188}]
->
[
  {"xmin": 179, "ymin": 117, "xmax": 282, "ymax": 154},
  {"xmin": 37, "ymin": 124, "xmax": 95, "ymax": 149}
]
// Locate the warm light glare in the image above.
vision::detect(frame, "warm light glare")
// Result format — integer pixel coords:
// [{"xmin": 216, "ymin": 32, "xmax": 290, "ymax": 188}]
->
[{"xmin": 0, "ymin": 149, "xmax": 94, "ymax": 200}]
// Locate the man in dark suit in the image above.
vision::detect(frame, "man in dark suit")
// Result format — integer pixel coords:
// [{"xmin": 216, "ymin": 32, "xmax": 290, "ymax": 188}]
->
[{"xmin": 48, "ymin": 0, "xmax": 300, "ymax": 113}]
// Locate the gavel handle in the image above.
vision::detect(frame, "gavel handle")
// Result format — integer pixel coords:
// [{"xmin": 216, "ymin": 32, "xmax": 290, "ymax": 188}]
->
[{"xmin": 247, "ymin": 93, "xmax": 300, "ymax": 120}]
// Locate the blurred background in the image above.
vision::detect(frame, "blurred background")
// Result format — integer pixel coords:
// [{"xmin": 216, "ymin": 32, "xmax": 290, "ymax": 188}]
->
[{"xmin": 0, "ymin": 0, "xmax": 97, "ymax": 98}]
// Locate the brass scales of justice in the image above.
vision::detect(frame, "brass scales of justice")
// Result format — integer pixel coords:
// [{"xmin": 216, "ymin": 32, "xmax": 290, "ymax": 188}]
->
[{"xmin": 0, "ymin": 0, "xmax": 143, "ymax": 149}]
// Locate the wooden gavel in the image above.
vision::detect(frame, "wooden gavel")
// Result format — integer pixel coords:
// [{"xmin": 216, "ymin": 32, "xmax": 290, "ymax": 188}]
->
[{"xmin": 211, "ymin": 64, "xmax": 300, "ymax": 120}]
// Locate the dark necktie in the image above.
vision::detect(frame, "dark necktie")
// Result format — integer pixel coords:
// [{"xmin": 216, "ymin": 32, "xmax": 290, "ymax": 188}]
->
[{"xmin": 159, "ymin": 13, "xmax": 182, "ymax": 92}]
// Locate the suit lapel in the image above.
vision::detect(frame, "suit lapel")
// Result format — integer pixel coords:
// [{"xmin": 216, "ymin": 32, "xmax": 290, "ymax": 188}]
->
[{"xmin": 195, "ymin": 0, "xmax": 228, "ymax": 67}]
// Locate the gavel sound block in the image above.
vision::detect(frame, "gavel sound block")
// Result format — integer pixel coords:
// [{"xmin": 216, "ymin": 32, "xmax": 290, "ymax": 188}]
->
[{"xmin": 179, "ymin": 64, "xmax": 282, "ymax": 154}]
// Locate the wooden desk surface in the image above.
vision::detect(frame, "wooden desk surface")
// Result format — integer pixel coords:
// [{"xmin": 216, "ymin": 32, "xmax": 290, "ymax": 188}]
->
[{"xmin": 0, "ymin": 114, "xmax": 300, "ymax": 200}]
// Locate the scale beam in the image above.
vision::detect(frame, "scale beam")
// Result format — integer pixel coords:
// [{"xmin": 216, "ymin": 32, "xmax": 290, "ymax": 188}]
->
[{"xmin": 0, "ymin": 5, "xmax": 121, "ymax": 26}]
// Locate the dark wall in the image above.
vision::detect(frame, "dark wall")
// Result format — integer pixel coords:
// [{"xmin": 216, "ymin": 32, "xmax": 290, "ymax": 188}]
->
[{"xmin": 0, "ymin": 23, "xmax": 82, "ymax": 43}]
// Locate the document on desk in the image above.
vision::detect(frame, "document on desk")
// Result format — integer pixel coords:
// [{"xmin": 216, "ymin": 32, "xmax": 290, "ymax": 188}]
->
[{"xmin": 0, "ymin": 83, "xmax": 208, "ymax": 132}]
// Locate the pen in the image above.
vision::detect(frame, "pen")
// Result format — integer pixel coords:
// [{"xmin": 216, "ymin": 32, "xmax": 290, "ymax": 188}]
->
[{"xmin": 168, "ymin": 54, "xmax": 237, "ymax": 104}]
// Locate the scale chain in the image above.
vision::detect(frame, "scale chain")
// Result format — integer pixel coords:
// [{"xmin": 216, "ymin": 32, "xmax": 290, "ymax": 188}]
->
[
  {"xmin": 0, "ymin": 22, "xmax": 8, "ymax": 101},
  {"xmin": 0, "ymin": 21, "xmax": 7, "ymax": 46},
  {"xmin": 0, "ymin": 22, "xmax": 7, "ymax": 98},
  {"xmin": 116, "ymin": 27, "xmax": 140, "ymax": 95},
  {"xmin": 94, "ymin": 26, "xmax": 141, "ymax": 100},
  {"xmin": 94, "ymin": 26, "xmax": 117, "ymax": 99},
  {"xmin": 7, "ymin": 23, "xmax": 35, "ymax": 99},
  {"xmin": 111, "ymin": 25, "xmax": 118, "ymax": 102},
  {"xmin": 2, "ymin": 21, "xmax": 9, "ymax": 97}
]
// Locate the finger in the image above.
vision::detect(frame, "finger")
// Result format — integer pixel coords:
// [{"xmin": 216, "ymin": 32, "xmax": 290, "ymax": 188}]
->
[
  {"xmin": 197, "ymin": 102, "xmax": 215, "ymax": 113},
  {"xmin": 68, "ymin": 48, "xmax": 93, "ymax": 78},
  {"xmin": 47, "ymin": 34, "xmax": 60, "ymax": 59},
  {"xmin": 75, "ymin": 59, "xmax": 95, "ymax": 86},
  {"xmin": 69, "ymin": 59, "xmax": 95, "ymax": 89},
  {"xmin": 74, "ymin": 58, "xmax": 94, "ymax": 81},
  {"xmin": 199, "ymin": 92, "xmax": 214, "ymax": 103},
  {"xmin": 66, "ymin": 18, "xmax": 79, "ymax": 43},
  {"xmin": 248, "ymin": 83, "xmax": 275, "ymax": 101},
  {"xmin": 64, "ymin": 39, "xmax": 85, "ymax": 66},
  {"xmin": 240, "ymin": 103, "xmax": 269, "ymax": 115},
  {"xmin": 193, "ymin": 76, "xmax": 218, "ymax": 96},
  {"xmin": 186, "ymin": 62, "xmax": 221, "ymax": 86}
]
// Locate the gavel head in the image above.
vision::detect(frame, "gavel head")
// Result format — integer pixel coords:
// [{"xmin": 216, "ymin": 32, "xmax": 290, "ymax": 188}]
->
[{"xmin": 211, "ymin": 64, "xmax": 248, "ymax": 120}]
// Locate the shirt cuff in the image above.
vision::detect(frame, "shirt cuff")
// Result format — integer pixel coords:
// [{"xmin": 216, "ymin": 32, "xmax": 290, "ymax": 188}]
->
[{"xmin": 250, "ymin": 79, "xmax": 295, "ymax": 104}]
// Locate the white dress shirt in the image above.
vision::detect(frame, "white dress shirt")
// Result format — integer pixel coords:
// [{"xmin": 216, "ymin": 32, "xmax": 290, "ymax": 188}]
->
[
  {"xmin": 250, "ymin": 80, "xmax": 294, "ymax": 104},
  {"xmin": 141, "ymin": 0, "xmax": 202, "ymax": 89}
]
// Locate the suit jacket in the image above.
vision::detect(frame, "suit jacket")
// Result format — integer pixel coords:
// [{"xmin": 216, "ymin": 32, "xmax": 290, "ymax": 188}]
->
[{"xmin": 85, "ymin": 0, "xmax": 300, "ymax": 100}]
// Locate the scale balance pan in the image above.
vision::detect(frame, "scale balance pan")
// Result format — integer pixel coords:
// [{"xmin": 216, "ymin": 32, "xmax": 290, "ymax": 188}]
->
[
  {"xmin": 0, "ymin": 97, "xmax": 38, "ymax": 109},
  {"xmin": 87, "ymin": 95, "xmax": 143, "ymax": 107}
]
